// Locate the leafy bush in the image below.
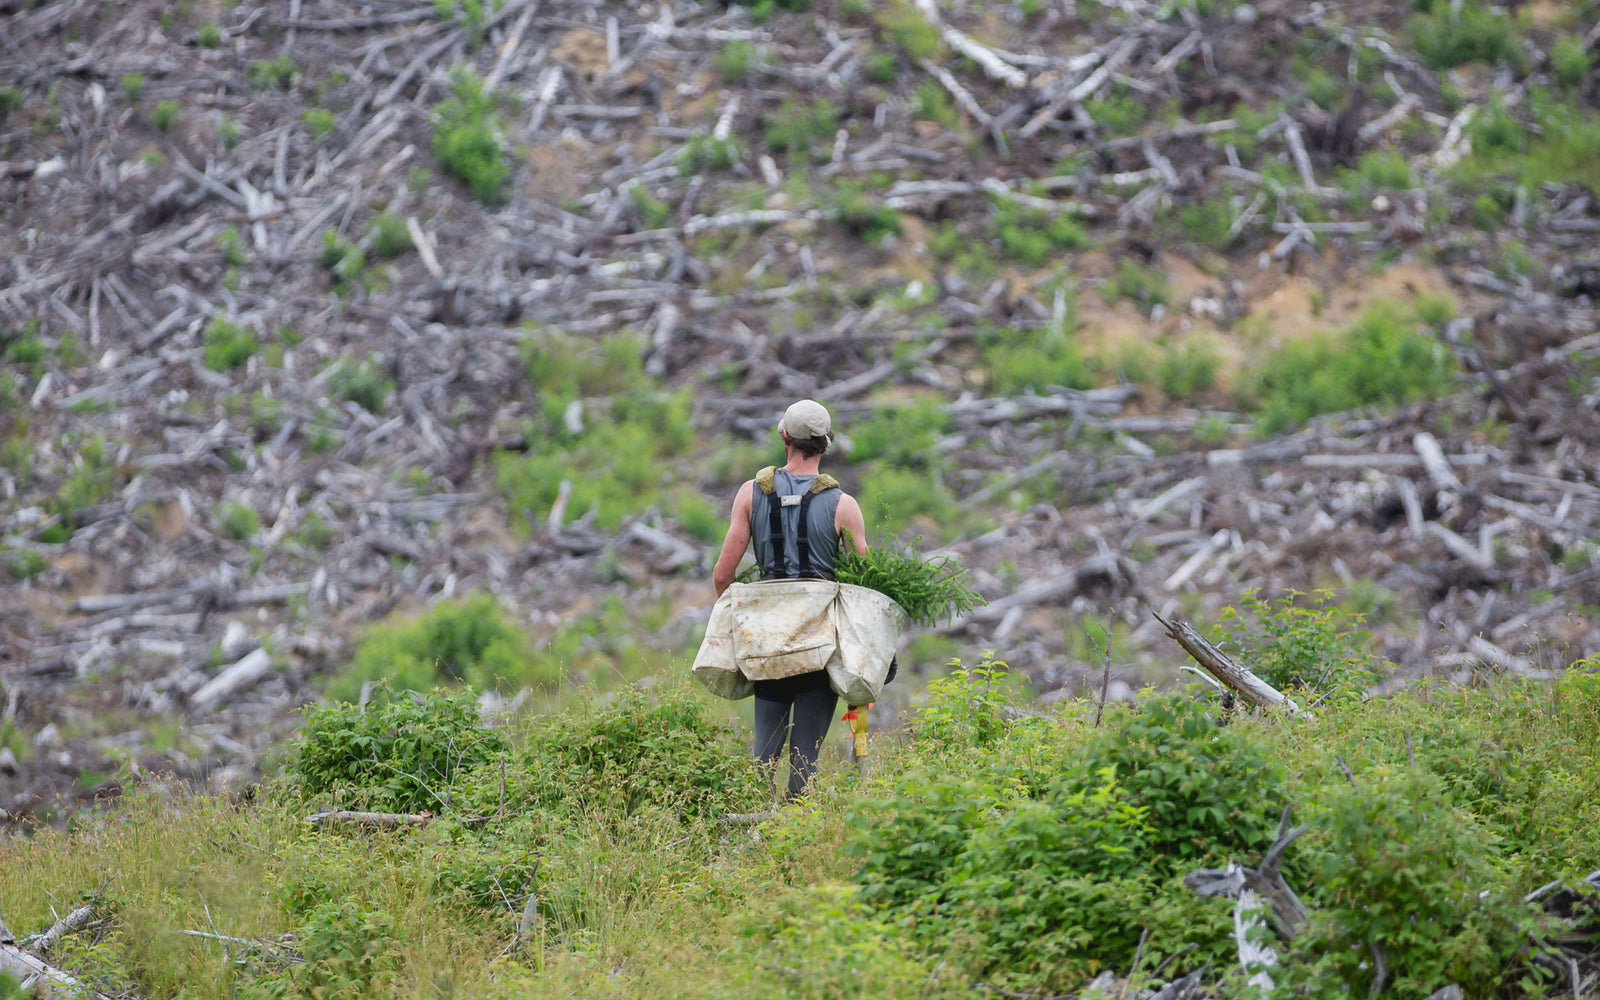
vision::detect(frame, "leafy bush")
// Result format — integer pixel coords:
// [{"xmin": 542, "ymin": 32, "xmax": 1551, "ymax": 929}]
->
[
  {"xmin": 983, "ymin": 325, "xmax": 1094, "ymax": 393},
  {"xmin": 829, "ymin": 180, "xmax": 901, "ymax": 243},
  {"xmin": 120, "ymin": 72, "xmax": 144, "ymax": 103},
  {"xmin": 714, "ymin": 40, "xmax": 756, "ymax": 80},
  {"xmin": 1216, "ymin": 588, "xmax": 1390, "ymax": 697},
  {"xmin": 240, "ymin": 900, "xmax": 398, "ymax": 1000},
  {"xmin": 0, "ymin": 85, "xmax": 23, "ymax": 122},
  {"xmin": 857, "ymin": 463, "xmax": 961, "ymax": 537},
  {"xmin": 325, "ymin": 355, "xmax": 392, "ymax": 414},
  {"xmin": 911, "ymin": 81, "xmax": 957, "ymax": 128},
  {"xmin": 214, "ymin": 498, "xmax": 260, "ymax": 540},
  {"xmin": 196, "ymin": 21, "xmax": 222, "ymax": 47},
  {"xmin": 764, "ymin": 97, "xmax": 838, "ymax": 157},
  {"xmin": 367, "ymin": 212, "xmax": 411, "ymax": 258},
  {"xmin": 287, "ymin": 688, "xmax": 506, "ymax": 813},
  {"xmin": 246, "ymin": 54, "xmax": 297, "ymax": 91},
  {"xmin": 1551, "ymin": 36, "xmax": 1590, "ymax": 89},
  {"xmin": 994, "ymin": 200, "xmax": 1088, "ymax": 266},
  {"xmin": 677, "ymin": 134, "xmax": 740, "ymax": 176},
  {"xmin": 1287, "ymin": 770, "xmax": 1552, "ymax": 997},
  {"xmin": 1178, "ymin": 195, "xmax": 1236, "ymax": 248},
  {"xmin": 1108, "ymin": 258, "xmax": 1170, "ymax": 311},
  {"xmin": 458, "ymin": 688, "xmax": 766, "ymax": 819},
  {"xmin": 202, "ymin": 314, "xmax": 258, "ymax": 372},
  {"xmin": 848, "ymin": 399, "xmax": 951, "ymax": 467},
  {"xmin": 328, "ymin": 592, "xmax": 536, "ymax": 701},
  {"xmin": 1356, "ymin": 148, "xmax": 1414, "ymax": 190},
  {"xmin": 1246, "ymin": 301, "xmax": 1457, "ymax": 433},
  {"xmin": 1409, "ymin": 1, "xmax": 1520, "ymax": 70},
  {"xmin": 909, "ymin": 653, "xmax": 1015, "ymax": 749},
  {"xmin": 835, "ymin": 532, "xmax": 984, "ymax": 627},
  {"xmin": 431, "ymin": 68, "xmax": 509, "ymax": 205},
  {"xmin": 319, "ymin": 230, "xmax": 367, "ymax": 293},
  {"xmin": 876, "ymin": 1, "xmax": 940, "ymax": 59},
  {"xmin": 1084, "ymin": 90, "xmax": 1148, "ymax": 135},
  {"xmin": 300, "ymin": 107, "xmax": 334, "ymax": 140},
  {"xmin": 151, "ymin": 99, "xmax": 179, "ymax": 132}
]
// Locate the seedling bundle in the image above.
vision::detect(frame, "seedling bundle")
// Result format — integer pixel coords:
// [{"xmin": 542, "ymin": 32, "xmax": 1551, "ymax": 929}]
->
[{"xmin": 835, "ymin": 532, "xmax": 985, "ymax": 627}]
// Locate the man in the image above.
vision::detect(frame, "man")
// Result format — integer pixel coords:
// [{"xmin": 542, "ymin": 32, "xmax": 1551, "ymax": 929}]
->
[{"xmin": 712, "ymin": 399, "xmax": 868, "ymax": 799}]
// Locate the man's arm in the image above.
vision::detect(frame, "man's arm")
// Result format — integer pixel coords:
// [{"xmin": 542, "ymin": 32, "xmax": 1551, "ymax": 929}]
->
[
  {"xmin": 712, "ymin": 480, "xmax": 755, "ymax": 597},
  {"xmin": 835, "ymin": 493, "xmax": 868, "ymax": 556}
]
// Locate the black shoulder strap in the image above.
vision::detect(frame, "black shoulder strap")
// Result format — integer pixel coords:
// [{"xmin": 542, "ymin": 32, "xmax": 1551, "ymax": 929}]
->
[
  {"xmin": 765, "ymin": 485, "xmax": 786, "ymax": 578},
  {"xmin": 796, "ymin": 491, "xmax": 815, "ymax": 579}
]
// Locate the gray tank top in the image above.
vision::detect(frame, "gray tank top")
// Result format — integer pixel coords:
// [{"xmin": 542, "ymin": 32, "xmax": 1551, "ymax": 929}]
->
[{"xmin": 749, "ymin": 468, "xmax": 842, "ymax": 580}]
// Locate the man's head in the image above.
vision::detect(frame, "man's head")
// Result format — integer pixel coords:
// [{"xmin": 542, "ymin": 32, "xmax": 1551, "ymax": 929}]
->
[{"xmin": 779, "ymin": 399, "xmax": 832, "ymax": 459}]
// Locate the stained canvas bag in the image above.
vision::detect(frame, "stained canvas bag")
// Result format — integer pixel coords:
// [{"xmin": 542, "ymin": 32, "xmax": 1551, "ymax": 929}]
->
[{"xmin": 693, "ymin": 580, "xmax": 906, "ymax": 703}]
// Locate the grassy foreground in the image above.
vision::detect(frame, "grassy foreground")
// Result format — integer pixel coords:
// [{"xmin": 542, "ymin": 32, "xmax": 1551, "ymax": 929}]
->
[{"xmin": 2, "ymin": 654, "xmax": 1598, "ymax": 1000}]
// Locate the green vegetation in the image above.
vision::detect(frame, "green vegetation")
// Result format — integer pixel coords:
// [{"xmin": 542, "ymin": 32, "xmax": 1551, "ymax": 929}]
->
[
  {"xmin": 876, "ymin": 0, "xmax": 941, "ymax": 60},
  {"xmin": 829, "ymin": 180, "xmax": 901, "ymax": 243},
  {"xmin": 119, "ymin": 72, "xmax": 144, "ymax": 103},
  {"xmin": 196, "ymin": 21, "xmax": 222, "ymax": 47},
  {"xmin": 6, "ymin": 651, "xmax": 1594, "ymax": 998},
  {"xmin": 1107, "ymin": 258, "xmax": 1171, "ymax": 312},
  {"xmin": 216, "ymin": 114, "xmax": 241, "ymax": 148},
  {"xmin": 246, "ymin": 54, "xmax": 297, "ymax": 91},
  {"xmin": 214, "ymin": 498, "xmax": 260, "ymax": 540},
  {"xmin": 0, "ymin": 85, "xmax": 23, "ymax": 122},
  {"xmin": 202, "ymin": 314, "xmax": 258, "ymax": 372},
  {"xmin": 325, "ymin": 355, "xmax": 393, "ymax": 414},
  {"xmin": 326, "ymin": 591, "xmax": 540, "ymax": 699},
  {"xmin": 983, "ymin": 324, "xmax": 1094, "ymax": 393},
  {"xmin": 911, "ymin": 81, "xmax": 957, "ymax": 129},
  {"xmin": 1409, "ymin": 0, "xmax": 1520, "ymax": 70},
  {"xmin": 318, "ymin": 230, "xmax": 367, "ymax": 294},
  {"xmin": 764, "ymin": 97, "xmax": 838, "ymax": 157},
  {"xmin": 1459, "ymin": 90, "xmax": 1600, "ymax": 192},
  {"xmin": 431, "ymin": 68, "xmax": 510, "ymax": 206},
  {"xmin": 714, "ymin": 40, "xmax": 756, "ymax": 80},
  {"xmin": 993, "ymin": 199, "xmax": 1088, "ymax": 266},
  {"xmin": 151, "ymin": 99, "xmax": 178, "ymax": 132},
  {"xmin": 677, "ymin": 134, "xmax": 740, "ymax": 176},
  {"xmin": 300, "ymin": 107, "xmax": 335, "ymax": 140},
  {"xmin": 1242, "ymin": 300, "xmax": 1458, "ymax": 433},
  {"xmin": 367, "ymin": 212, "xmax": 412, "ymax": 258},
  {"xmin": 834, "ymin": 531, "xmax": 985, "ymax": 626},
  {"xmin": 1084, "ymin": 89, "xmax": 1148, "ymax": 135}
]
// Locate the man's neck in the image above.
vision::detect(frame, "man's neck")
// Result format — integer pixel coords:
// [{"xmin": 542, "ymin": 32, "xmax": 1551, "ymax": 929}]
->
[{"xmin": 784, "ymin": 451, "xmax": 822, "ymax": 476}]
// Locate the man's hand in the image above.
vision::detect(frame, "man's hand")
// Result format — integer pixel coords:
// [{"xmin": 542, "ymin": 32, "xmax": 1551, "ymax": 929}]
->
[{"xmin": 712, "ymin": 480, "xmax": 755, "ymax": 597}]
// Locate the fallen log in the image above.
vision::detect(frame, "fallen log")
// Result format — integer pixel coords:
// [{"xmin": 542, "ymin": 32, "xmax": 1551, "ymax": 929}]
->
[
  {"xmin": 304, "ymin": 810, "xmax": 434, "ymax": 829},
  {"xmin": 1153, "ymin": 612, "xmax": 1305, "ymax": 717}
]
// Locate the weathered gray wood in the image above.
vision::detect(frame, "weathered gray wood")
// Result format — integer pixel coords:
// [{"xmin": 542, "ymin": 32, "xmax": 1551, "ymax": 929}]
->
[{"xmin": 1154, "ymin": 612, "xmax": 1304, "ymax": 717}]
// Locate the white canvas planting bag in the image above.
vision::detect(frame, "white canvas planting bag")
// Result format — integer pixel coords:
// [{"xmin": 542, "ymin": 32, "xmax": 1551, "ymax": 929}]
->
[{"xmin": 693, "ymin": 580, "xmax": 906, "ymax": 703}]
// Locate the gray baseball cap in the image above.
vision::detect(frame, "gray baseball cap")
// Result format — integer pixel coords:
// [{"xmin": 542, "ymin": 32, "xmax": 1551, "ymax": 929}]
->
[{"xmin": 779, "ymin": 399, "xmax": 832, "ymax": 438}]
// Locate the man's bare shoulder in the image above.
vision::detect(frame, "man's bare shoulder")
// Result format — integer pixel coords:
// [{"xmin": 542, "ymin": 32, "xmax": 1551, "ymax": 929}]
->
[{"xmin": 731, "ymin": 479, "xmax": 755, "ymax": 510}]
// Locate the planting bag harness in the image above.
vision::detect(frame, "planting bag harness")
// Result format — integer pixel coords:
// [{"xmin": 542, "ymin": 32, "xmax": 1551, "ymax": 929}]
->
[
  {"xmin": 750, "ymin": 466, "xmax": 841, "ymax": 581},
  {"xmin": 694, "ymin": 468, "xmax": 903, "ymax": 703}
]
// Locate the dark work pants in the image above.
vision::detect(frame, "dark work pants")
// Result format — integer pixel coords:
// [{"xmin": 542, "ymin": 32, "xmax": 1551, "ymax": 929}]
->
[{"xmin": 752, "ymin": 671, "xmax": 839, "ymax": 800}]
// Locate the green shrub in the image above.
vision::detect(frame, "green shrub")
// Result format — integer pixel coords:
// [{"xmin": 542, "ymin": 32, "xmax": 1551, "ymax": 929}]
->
[
  {"xmin": 629, "ymin": 185, "xmax": 672, "ymax": 228},
  {"xmin": 367, "ymin": 212, "xmax": 411, "ymax": 258},
  {"xmin": 3, "ymin": 325, "xmax": 45, "ymax": 366},
  {"xmin": 677, "ymin": 134, "xmax": 740, "ymax": 176},
  {"xmin": 457, "ymin": 687, "xmax": 766, "ymax": 819},
  {"xmin": 1409, "ymin": 1, "xmax": 1520, "ymax": 70},
  {"xmin": 246, "ymin": 54, "xmax": 297, "ymax": 90},
  {"xmin": 0, "ymin": 85, "xmax": 23, "ymax": 122},
  {"xmin": 993, "ymin": 200, "xmax": 1088, "ymax": 266},
  {"xmin": 858, "ymin": 463, "xmax": 959, "ymax": 537},
  {"xmin": 202, "ymin": 314, "xmax": 258, "ymax": 371},
  {"xmin": 1178, "ymin": 195, "xmax": 1236, "ymax": 248},
  {"xmin": 214, "ymin": 498, "xmax": 260, "ymax": 540},
  {"xmin": 120, "ymin": 72, "xmax": 144, "ymax": 103},
  {"xmin": 431, "ymin": 68, "xmax": 509, "ymax": 205},
  {"xmin": 984, "ymin": 325, "xmax": 1094, "ymax": 393},
  {"xmin": 240, "ymin": 900, "xmax": 398, "ymax": 1000},
  {"xmin": 829, "ymin": 181, "xmax": 901, "ymax": 242},
  {"xmin": 909, "ymin": 653, "xmax": 1016, "ymax": 749},
  {"xmin": 329, "ymin": 592, "xmax": 532, "ymax": 701},
  {"xmin": 1108, "ymin": 258, "xmax": 1170, "ymax": 311},
  {"xmin": 864, "ymin": 50, "xmax": 899, "ymax": 83},
  {"xmin": 1469, "ymin": 97, "xmax": 1525, "ymax": 158},
  {"xmin": 764, "ymin": 98, "xmax": 838, "ymax": 157},
  {"xmin": 876, "ymin": 1, "xmax": 940, "ymax": 60},
  {"xmin": 1084, "ymin": 90, "xmax": 1148, "ymax": 135},
  {"xmin": 1551, "ymin": 36, "xmax": 1590, "ymax": 89},
  {"xmin": 715, "ymin": 40, "xmax": 756, "ymax": 80},
  {"xmin": 1216, "ymin": 588, "xmax": 1389, "ymax": 698},
  {"xmin": 151, "ymin": 99, "xmax": 179, "ymax": 132},
  {"xmin": 325, "ymin": 355, "xmax": 392, "ymax": 414},
  {"xmin": 1155, "ymin": 339, "xmax": 1221, "ymax": 398},
  {"xmin": 301, "ymin": 107, "xmax": 334, "ymax": 139},
  {"xmin": 1356, "ymin": 149, "xmax": 1414, "ymax": 190},
  {"xmin": 1245, "ymin": 301, "xmax": 1457, "ymax": 433},
  {"xmin": 216, "ymin": 114, "xmax": 241, "ymax": 148},
  {"xmin": 319, "ymin": 230, "xmax": 367, "ymax": 293},
  {"xmin": 848, "ymin": 399, "xmax": 951, "ymax": 467},
  {"xmin": 196, "ymin": 21, "xmax": 222, "ymax": 47},
  {"xmin": 911, "ymin": 81, "xmax": 957, "ymax": 128},
  {"xmin": 287, "ymin": 688, "xmax": 506, "ymax": 813},
  {"xmin": 1286, "ymin": 770, "xmax": 1552, "ymax": 997}
]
